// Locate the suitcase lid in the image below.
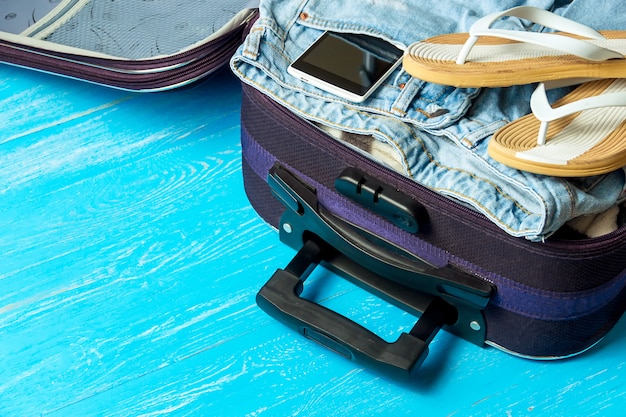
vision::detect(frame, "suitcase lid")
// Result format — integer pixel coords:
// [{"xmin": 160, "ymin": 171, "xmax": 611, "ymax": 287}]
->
[{"xmin": 0, "ymin": 0, "xmax": 259, "ymax": 90}]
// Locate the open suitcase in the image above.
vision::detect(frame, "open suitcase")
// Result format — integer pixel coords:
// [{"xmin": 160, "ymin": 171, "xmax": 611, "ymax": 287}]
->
[
  {"xmin": 0, "ymin": 0, "xmax": 258, "ymax": 91},
  {"xmin": 239, "ymin": 81, "xmax": 626, "ymax": 379}
]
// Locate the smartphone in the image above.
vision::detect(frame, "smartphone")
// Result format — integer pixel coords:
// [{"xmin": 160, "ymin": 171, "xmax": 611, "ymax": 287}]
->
[{"xmin": 288, "ymin": 31, "xmax": 404, "ymax": 103}]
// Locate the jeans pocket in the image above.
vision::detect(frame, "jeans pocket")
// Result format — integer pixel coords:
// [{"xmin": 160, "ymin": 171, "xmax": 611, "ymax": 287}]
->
[{"xmin": 291, "ymin": 0, "xmax": 481, "ymax": 129}]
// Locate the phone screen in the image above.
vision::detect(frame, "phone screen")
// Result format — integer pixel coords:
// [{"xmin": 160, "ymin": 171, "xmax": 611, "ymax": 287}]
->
[{"xmin": 288, "ymin": 32, "xmax": 403, "ymax": 102}]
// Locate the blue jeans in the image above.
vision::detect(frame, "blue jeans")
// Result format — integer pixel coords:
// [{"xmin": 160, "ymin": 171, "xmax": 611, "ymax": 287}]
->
[{"xmin": 230, "ymin": 0, "xmax": 626, "ymax": 241}]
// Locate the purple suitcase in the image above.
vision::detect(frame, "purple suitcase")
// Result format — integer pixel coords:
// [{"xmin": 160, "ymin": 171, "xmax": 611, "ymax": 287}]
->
[
  {"xmin": 0, "ymin": 1, "xmax": 258, "ymax": 91},
  {"xmin": 239, "ymin": 82, "xmax": 626, "ymax": 379}
]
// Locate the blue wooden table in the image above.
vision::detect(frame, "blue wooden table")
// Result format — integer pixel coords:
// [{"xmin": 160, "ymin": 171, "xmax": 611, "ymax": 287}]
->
[{"xmin": 1, "ymin": 64, "xmax": 625, "ymax": 417}]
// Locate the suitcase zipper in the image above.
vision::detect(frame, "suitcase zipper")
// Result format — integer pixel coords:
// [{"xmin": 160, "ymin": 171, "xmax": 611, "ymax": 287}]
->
[{"xmin": 1, "ymin": 10, "xmax": 257, "ymax": 91}]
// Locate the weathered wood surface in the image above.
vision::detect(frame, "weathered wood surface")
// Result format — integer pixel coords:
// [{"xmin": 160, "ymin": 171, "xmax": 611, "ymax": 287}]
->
[{"xmin": 0, "ymin": 65, "xmax": 624, "ymax": 417}]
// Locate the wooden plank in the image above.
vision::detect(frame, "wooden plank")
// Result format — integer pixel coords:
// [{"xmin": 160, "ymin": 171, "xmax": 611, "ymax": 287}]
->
[
  {"xmin": 38, "ymin": 285, "xmax": 626, "ymax": 417},
  {"xmin": 0, "ymin": 66, "xmax": 297, "ymax": 414}
]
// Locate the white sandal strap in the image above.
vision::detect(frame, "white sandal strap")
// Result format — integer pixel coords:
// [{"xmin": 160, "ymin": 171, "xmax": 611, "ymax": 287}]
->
[
  {"xmin": 456, "ymin": 6, "xmax": 623, "ymax": 65},
  {"xmin": 531, "ymin": 81, "xmax": 626, "ymax": 145}
]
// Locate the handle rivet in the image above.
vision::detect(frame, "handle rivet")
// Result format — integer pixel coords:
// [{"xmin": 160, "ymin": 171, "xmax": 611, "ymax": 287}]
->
[
  {"xmin": 470, "ymin": 321, "xmax": 481, "ymax": 331},
  {"xmin": 282, "ymin": 223, "xmax": 293, "ymax": 234}
]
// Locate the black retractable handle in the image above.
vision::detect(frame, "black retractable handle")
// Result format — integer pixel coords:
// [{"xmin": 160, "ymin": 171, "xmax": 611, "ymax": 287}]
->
[
  {"xmin": 257, "ymin": 238, "xmax": 456, "ymax": 379},
  {"xmin": 256, "ymin": 164, "xmax": 494, "ymax": 379}
]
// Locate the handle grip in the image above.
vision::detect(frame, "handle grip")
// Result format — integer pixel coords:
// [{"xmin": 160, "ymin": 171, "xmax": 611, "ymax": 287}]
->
[{"xmin": 257, "ymin": 238, "xmax": 456, "ymax": 379}]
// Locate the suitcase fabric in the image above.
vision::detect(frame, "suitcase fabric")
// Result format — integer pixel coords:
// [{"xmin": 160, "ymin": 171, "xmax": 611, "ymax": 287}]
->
[
  {"xmin": 0, "ymin": 0, "xmax": 258, "ymax": 91},
  {"xmin": 239, "ymin": 81, "xmax": 626, "ymax": 378}
]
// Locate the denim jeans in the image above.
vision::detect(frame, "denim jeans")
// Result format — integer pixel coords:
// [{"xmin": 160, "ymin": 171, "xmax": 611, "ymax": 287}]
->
[{"xmin": 230, "ymin": 0, "xmax": 626, "ymax": 241}]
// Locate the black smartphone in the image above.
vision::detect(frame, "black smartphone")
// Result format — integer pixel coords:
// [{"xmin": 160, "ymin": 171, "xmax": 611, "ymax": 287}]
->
[{"xmin": 288, "ymin": 31, "xmax": 404, "ymax": 102}]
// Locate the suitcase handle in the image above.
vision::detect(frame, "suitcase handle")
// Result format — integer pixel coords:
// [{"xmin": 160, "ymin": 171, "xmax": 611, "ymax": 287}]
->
[
  {"xmin": 256, "ymin": 164, "xmax": 494, "ymax": 378},
  {"xmin": 267, "ymin": 164, "xmax": 493, "ymax": 308},
  {"xmin": 256, "ymin": 237, "xmax": 456, "ymax": 379}
]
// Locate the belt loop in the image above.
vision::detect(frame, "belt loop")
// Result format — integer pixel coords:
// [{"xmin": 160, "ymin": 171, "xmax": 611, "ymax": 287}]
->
[
  {"xmin": 390, "ymin": 73, "xmax": 423, "ymax": 117},
  {"xmin": 243, "ymin": 25, "xmax": 264, "ymax": 60}
]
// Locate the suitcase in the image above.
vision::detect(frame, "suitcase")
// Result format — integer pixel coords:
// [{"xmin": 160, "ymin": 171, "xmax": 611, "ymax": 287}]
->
[
  {"xmin": 239, "ymin": 81, "xmax": 626, "ymax": 379},
  {"xmin": 0, "ymin": 0, "xmax": 258, "ymax": 91}
]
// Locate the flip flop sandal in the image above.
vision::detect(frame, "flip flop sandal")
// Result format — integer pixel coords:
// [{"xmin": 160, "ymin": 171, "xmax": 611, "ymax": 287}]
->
[
  {"xmin": 488, "ymin": 79, "xmax": 626, "ymax": 177},
  {"xmin": 403, "ymin": 6, "xmax": 626, "ymax": 87}
]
